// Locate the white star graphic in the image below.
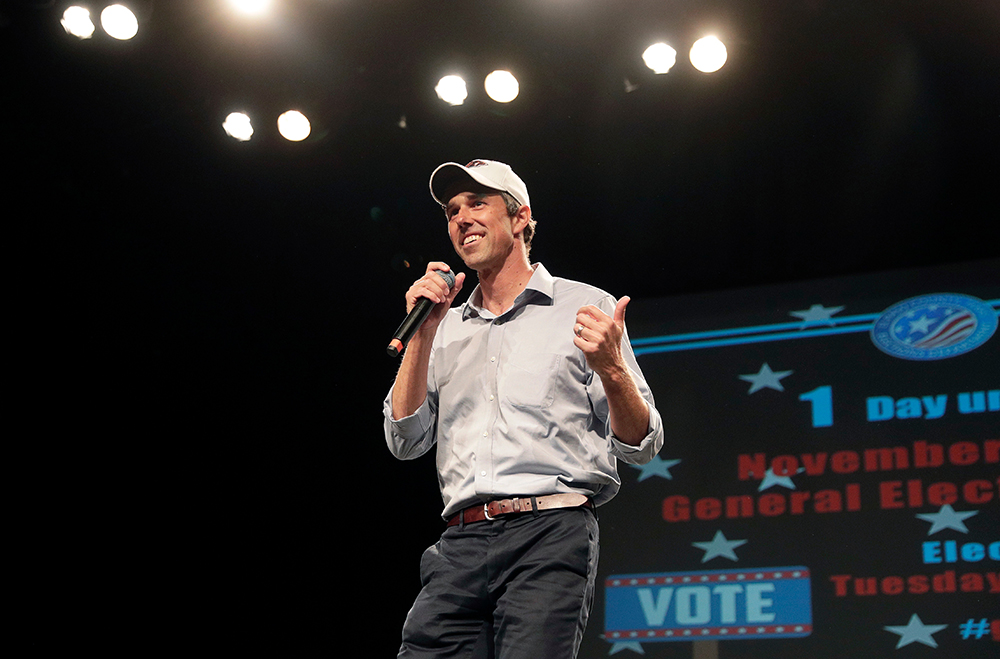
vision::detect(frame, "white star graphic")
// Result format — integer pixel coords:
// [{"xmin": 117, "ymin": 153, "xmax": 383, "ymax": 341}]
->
[
  {"xmin": 883, "ymin": 613, "xmax": 947, "ymax": 649},
  {"xmin": 631, "ymin": 456, "xmax": 682, "ymax": 482},
  {"xmin": 915, "ymin": 504, "xmax": 978, "ymax": 535},
  {"xmin": 789, "ymin": 303, "xmax": 845, "ymax": 326},
  {"xmin": 758, "ymin": 467, "xmax": 804, "ymax": 491},
  {"xmin": 692, "ymin": 530, "xmax": 747, "ymax": 563},
  {"xmin": 738, "ymin": 363, "xmax": 793, "ymax": 394},
  {"xmin": 609, "ymin": 640, "xmax": 645, "ymax": 655},
  {"xmin": 907, "ymin": 314, "xmax": 933, "ymax": 334}
]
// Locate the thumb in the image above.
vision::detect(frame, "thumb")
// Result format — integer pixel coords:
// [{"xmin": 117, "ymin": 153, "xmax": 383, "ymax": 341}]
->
[
  {"xmin": 614, "ymin": 296, "xmax": 630, "ymax": 326},
  {"xmin": 447, "ymin": 271, "xmax": 466, "ymax": 301}
]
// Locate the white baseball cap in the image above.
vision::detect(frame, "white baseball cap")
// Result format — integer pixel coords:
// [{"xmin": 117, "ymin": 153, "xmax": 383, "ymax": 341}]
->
[{"xmin": 429, "ymin": 159, "xmax": 530, "ymax": 209}]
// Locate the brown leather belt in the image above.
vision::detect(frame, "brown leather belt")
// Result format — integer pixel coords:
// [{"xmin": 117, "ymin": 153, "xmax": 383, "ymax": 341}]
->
[{"xmin": 447, "ymin": 493, "xmax": 592, "ymax": 527}]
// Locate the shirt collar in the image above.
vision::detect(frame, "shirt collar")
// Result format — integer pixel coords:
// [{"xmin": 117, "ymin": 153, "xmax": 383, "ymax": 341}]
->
[{"xmin": 462, "ymin": 262, "xmax": 554, "ymax": 320}]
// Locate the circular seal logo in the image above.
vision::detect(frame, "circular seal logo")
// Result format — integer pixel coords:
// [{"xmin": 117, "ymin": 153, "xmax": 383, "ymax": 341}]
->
[{"xmin": 871, "ymin": 293, "xmax": 997, "ymax": 360}]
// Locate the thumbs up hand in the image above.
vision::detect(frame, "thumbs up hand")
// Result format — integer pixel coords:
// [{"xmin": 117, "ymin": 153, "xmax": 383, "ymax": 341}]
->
[{"xmin": 573, "ymin": 296, "xmax": 631, "ymax": 378}]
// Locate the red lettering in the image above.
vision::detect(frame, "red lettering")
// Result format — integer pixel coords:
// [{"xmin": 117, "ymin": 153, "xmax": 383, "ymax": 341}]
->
[
  {"xmin": 814, "ymin": 489, "xmax": 843, "ymax": 513},
  {"xmin": 882, "ymin": 576, "xmax": 904, "ymax": 595},
  {"xmin": 828, "ymin": 571, "xmax": 997, "ymax": 597},
  {"xmin": 846, "ymin": 483, "xmax": 862, "ymax": 511},
  {"xmin": 741, "ymin": 441, "xmax": 999, "ymax": 486},
  {"xmin": 831, "ymin": 450, "xmax": 859, "ymax": 473},
  {"xmin": 694, "ymin": 497, "xmax": 721, "ymax": 520},
  {"xmin": 829, "ymin": 574, "xmax": 851, "ymax": 596},
  {"xmin": 738, "ymin": 453, "xmax": 765, "ymax": 480},
  {"xmin": 932, "ymin": 570, "xmax": 956, "ymax": 593},
  {"xmin": 960, "ymin": 573, "xmax": 985, "ymax": 592},
  {"xmin": 864, "ymin": 447, "xmax": 909, "ymax": 472},
  {"xmin": 880, "ymin": 481, "xmax": 904, "ymax": 509},
  {"xmin": 772, "ymin": 455, "xmax": 799, "ymax": 476},
  {"xmin": 882, "ymin": 478, "xmax": 1000, "ymax": 509},
  {"xmin": 855, "ymin": 577, "xmax": 878, "ymax": 595},
  {"xmin": 949, "ymin": 441, "xmax": 979, "ymax": 466},
  {"xmin": 800, "ymin": 453, "xmax": 827, "ymax": 475},
  {"xmin": 790, "ymin": 491, "xmax": 810, "ymax": 514},
  {"xmin": 928, "ymin": 481, "xmax": 958, "ymax": 506},
  {"xmin": 725, "ymin": 495, "xmax": 753, "ymax": 519},
  {"xmin": 963, "ymin": 480, "xmax": 994, "ymax": 504},
  {"xmin": 759, "ymin": 493, "xmax": 785, "ymax": 516},
  {"xmin": 663, "ymin": 496, "xmax": 689, "ymax": 522},
  {"xmin": 914, "ymin": 440, "xmax": 944, "ymax": 468},
  {"xmin": 907, "ymin": 575, "xmax": 929, "ymax": 594}
]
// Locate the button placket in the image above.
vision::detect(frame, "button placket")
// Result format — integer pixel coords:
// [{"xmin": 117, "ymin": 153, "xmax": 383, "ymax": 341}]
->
[{"xmin": 476, "ymin": 319, "xmax": 504, "ymax": 496}]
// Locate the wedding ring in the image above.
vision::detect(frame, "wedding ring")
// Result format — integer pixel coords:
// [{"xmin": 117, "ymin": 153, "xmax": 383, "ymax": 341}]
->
[{"xmin": 574, "ymin": 324, "xmax": 583, "ymax": 337}]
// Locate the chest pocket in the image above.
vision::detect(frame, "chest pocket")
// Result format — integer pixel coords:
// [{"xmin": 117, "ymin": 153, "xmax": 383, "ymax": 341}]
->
[{"xmin": 502, "ymin": 352, "xmax": 561, "ymax": 409}]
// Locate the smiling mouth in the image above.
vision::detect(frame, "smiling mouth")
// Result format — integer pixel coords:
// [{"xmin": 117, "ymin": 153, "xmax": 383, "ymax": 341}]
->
[{"xmin": 463, "ymin": 234, "xmax": 483, "ymax": 246}]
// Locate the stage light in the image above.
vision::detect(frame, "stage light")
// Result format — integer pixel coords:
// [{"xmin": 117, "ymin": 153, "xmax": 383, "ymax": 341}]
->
[
  {"xmin": 223, "ymin": 112, "xmax": 254, "ymax": 142},
  {"xmin": 101, "ymin": 4, "xmax": 139, "ymax": 40},
  {"xmin": 61, "ymin": 6, "xmax": 96, "ymax": 39},
  {"xmin": 484, "ymin": 70, "xmax": 519, "ymax": 103},
  {"xmin": 277, "ymin": 110, "xmax": 311, "ymax": 141},
  {"xmin": 435, "ymin": 75, "xmax": 468, "ymax": 106},
  {"xmin": 642, "ymin": 42, "xmax": 677, "ymax": 74},
  {"xmin": 228, "ymin": 0, "xmax": 271, "ymax": 16},
  {"xmin": 690, "ymin": 36, "xmax": 727, "ymax": 73}
]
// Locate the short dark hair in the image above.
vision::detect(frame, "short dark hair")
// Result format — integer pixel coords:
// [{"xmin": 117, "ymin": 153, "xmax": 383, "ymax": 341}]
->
[{"xmin": 498, "ymin": 191, "xmax": 537, "ymax": 255}]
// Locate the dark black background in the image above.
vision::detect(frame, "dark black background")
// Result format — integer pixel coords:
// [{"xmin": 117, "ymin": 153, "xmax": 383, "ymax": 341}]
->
[{"xmin": 5, "ymin": 1, "xmax": 997, "ymax": 655}]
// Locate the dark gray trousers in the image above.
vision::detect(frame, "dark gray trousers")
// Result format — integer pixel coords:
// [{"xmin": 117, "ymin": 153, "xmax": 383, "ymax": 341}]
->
[{"xmin": 398, "ymin": 507, "xmax": 600, "ymax": 659}]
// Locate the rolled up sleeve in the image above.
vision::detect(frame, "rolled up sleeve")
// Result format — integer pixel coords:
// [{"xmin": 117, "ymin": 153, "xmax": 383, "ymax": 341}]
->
[
  {"xmin": 383, "ymin": 386, "xmax": 437, "ymax": 460},
  {"xmin": 610, "ymin": 397, "xmax": 664, "ymax": 465}
]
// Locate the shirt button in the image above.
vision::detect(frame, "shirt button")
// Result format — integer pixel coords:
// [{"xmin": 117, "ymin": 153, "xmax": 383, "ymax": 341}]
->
[
  {"xmin": 489, "ymin": 394, "xmax": 495, "ymax": 401},
  {"xmin": 480, "ymin": 471, "xmax": 487, "ymax": 477},
  {"xmin": 482, "ymin": 431, "xmax": 488, "ymax": 437},
  {"xmin": 490, "ymin": 356, "xmax": 496, "ymax": 362}
]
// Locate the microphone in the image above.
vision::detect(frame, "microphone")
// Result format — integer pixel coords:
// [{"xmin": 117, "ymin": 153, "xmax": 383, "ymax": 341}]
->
[{"xmin": 386, "ymin": 269, "xmax": 456, "ymax": 357}]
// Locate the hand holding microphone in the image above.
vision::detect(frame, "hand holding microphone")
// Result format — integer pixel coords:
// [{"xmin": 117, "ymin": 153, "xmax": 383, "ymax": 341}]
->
[{"xmin": 387, "ymin": 263, "xmax": 466, "ymax": 357}]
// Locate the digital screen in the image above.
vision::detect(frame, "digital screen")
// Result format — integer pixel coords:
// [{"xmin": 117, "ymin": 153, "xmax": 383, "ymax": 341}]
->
[{"xmin": 582, "ymin": 259, "xmax": 998, "ymax": 658}]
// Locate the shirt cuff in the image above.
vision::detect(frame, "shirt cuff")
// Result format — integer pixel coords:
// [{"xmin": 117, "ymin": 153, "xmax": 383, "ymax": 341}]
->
[
  {"xmin": 609, "ymin": 404, "xmax": 664, "ymax": 465},
  {"xmin": 383, "ymin": 388, "xmax": 435, "ymax": 459}
]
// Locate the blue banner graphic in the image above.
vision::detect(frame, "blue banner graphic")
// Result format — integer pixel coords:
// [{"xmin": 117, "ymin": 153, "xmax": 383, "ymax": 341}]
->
[{"xmin": 604, "ymin": 566, "xmax": 813, "ymax": 643}]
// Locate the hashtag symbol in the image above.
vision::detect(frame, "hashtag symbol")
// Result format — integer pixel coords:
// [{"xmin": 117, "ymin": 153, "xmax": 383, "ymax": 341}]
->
[{"xmin": 959, "ymin": 618, "xmax": 989, "ymax": 640}]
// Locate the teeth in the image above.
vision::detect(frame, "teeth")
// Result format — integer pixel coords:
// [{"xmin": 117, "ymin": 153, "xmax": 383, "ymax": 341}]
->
[{"xmin": 463, "ymin": 235, "xmax": 482, "ymax": 245}]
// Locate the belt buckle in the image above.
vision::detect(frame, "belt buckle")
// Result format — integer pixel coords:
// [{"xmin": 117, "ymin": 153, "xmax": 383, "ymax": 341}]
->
[{"xmin": 484, "ymin": 497, "xmax": 519, "ymax": 521}]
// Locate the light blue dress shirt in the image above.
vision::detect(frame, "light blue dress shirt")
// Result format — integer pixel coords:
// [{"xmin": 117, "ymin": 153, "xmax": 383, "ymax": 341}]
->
[{"xmin": 384, "ymin": 263, "xmax": 664, "ymax": 519}]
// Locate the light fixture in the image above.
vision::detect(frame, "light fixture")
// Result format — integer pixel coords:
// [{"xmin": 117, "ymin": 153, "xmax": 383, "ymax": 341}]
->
[
  {"xmin": 223, "ymin": 112, "xmax": 254, "ymax": 142},
  {"xmin": 690, "ymin": 36, "xmax": 728, "ymax": 73},
  {"xmin": 101, "ymin": 4, "xmax": 139, "ymax": 40},
  {"xmin": 277, "ymin": 110, "xmax": 311, "ymax": 141},
  {"xmin": 61, "ymin": 6, "xmax": 96, "ymax": 39},
  {"xmin": 484, "ymin": 70, "xmax": 519, "ymax": 103},
  {"xmin": 643, "ymin": 43, "xmax": 678, "ymax": 74},
  {"xmin": 435, "ymin": 75, "xmax": 468, "ymax": 106}
]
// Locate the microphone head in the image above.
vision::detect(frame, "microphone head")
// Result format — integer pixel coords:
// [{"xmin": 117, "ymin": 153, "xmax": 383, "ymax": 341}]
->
[{"xmin": 435, "ymin": 268, "xmax": 456, "ymax": 289}]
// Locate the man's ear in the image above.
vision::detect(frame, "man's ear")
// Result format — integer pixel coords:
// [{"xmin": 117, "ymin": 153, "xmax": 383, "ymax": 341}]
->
[{"xmin": 511, "ymin": 205, "xmax": 531, "ymax": 237}]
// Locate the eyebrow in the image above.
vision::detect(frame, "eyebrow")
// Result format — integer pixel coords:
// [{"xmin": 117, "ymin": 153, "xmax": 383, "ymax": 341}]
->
[{"xmin": 444, "ymin": 191, "xmax": 493, "ymax": 216}]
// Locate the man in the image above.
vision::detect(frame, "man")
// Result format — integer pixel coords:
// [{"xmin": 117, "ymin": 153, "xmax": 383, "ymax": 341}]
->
[{"xmin": 383, "ymin": 159, "xmax": 664, "ymax": 658}]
